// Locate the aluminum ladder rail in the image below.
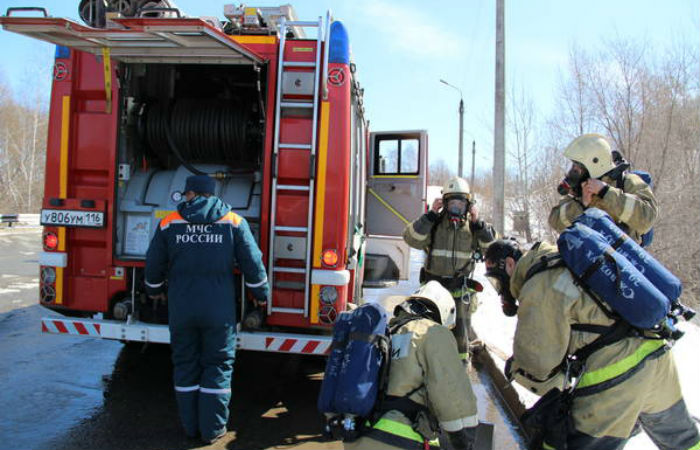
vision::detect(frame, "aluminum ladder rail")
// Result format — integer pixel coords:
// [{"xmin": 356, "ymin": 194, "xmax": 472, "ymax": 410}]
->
[{"xmin": 267, "ymin": 15, "xmax": 328, "ymax": 318}]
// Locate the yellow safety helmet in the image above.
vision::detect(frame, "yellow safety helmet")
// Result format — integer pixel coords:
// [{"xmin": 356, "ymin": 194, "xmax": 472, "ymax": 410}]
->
[
  {"xmin": 563, "ymin": 134, "xmax": 616, "ymax": 179},
  {"xmin": 442, "ymin": 176, "xmax": 471, "ymax": 198}
]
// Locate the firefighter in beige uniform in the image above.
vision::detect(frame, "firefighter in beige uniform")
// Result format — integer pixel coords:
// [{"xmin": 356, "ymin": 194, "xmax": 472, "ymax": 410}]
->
[
  {"xmin": 549, "ymin": 133, "xmax": 658, "ymax": 244},
  {"xmin": 403, "ymin": 177, "xmax": 496, "ymax": 362},
  {"xmin": 346, "ymin": 282, "xmax": 479, "ymax": 450},
  {"xmin": 484, "ymin": 239, "xmax": 700, "ymax": 450}
]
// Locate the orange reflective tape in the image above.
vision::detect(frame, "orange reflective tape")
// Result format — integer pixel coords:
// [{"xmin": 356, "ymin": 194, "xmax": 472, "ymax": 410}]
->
[
  {"xmin": 217, "ymin": 212, "xmax": 242, "ymax": 226},
  {"xmin": 310, "ymin": 284, "xmax": 320, "ymax": 324},
  {"xmin": 230, "ymin": 212, "xmax": 243, "ymax": 225},
  {"xmin": 230, "ymin": 35, "xmax": 276, "ymax": 45},
  {"xmin": 159, "ymin": 211, "xmax": 184, "ymax": 229},
  {"xmin": 312, "ymin": 102, "xmax": 330, "ymax": 268}
]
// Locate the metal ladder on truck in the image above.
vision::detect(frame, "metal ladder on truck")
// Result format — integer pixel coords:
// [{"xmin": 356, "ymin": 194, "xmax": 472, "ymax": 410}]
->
[{"xmin": 267, "ymin": 15, "xmax": 327, "ymax": 319}]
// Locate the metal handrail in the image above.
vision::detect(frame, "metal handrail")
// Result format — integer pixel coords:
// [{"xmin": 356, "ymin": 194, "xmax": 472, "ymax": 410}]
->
[
  {"xmin": 301, "ymin": 14, "xmax": 324, "ymax": 318},
  {"xmin": 321, "ymin": 10, "xmax": 332, "ymax": 100},
  {"xmin": 5, "ymin": 7, "xmax": 48, "ymax": 17},
  {"xmin": 137, "ymin": 7, "xmax": 182, "ymax": 18},
  {"xmin": 266, "ymin": 15, "xmax": 287, "ymax": 316}
]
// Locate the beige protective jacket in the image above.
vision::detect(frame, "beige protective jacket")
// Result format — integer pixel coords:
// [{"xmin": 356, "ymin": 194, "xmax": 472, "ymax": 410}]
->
[
  {"xmin": 548, "ymin": 173, "xmax": 658, "ymax": 243},
  {"xmin": 346, "ymin": 314, "xmax": 478, "ymax": 449},
  {"xmin": 509, "ymin": 242, "xmax": 681, "ymax": 438},
  {"xmin": 403, "ymin": 211, "xmax": 496, "ymax": 278}
]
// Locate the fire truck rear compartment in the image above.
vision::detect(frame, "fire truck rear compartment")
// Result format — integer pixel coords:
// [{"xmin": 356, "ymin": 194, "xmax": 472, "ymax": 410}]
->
[{"xmin": 112, "ymin": 63, "xmax": 267, "ymax": 322}]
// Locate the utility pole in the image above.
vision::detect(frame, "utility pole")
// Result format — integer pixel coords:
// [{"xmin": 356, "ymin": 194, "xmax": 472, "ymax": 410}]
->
[
  {"xmin": 440, "ymin": 79, "xmax": 464, "ymax": 178},
  {"xmin": 458, "ymin": 98, "xmax": 464, "ymax": 178},
  {"xmin": 471, "ymin": 140, "xmax": 476, "ymax": 187},
  {"xmin": 494, "ymin": 0, "xmax": 506, "ymax": 235}
]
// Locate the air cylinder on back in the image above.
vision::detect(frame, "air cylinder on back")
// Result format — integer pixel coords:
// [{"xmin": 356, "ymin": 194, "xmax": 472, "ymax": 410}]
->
[
  {"xmin": 574, "ymin": 208, "xmax": 682, "ymax": 302},
  {"xmin": 558, "ymin": 222, "xmax": 671, "ymax": 329}
]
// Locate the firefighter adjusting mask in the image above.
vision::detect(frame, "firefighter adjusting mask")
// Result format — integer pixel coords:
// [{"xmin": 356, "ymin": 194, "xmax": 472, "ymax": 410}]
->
[
  {"xmin": 484, "ymin": 239, "xmax": 523, "ymax": 317},
  {"xmin": 558, "ymin": 133, "xmax": 617, "ymax": 196},
  {"xmin": 441, "ymin": 177, "xmax": 471, "ymax": 223},
  {"xmin": 558, "ymin": 162, "xmax": 590, "ymax": 197},
  {"xmin": 445, "ymin": 195, "xmax": 469, "ymax": 219}
]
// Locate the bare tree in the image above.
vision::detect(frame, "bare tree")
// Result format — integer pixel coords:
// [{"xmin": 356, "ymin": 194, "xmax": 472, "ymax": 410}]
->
[
  {"xmin": 539, "ymin": 36, "xmax": 700, "ymax": 309},
  {"xmin": 428, "ymin": 158, "xmax": 455, "ymax": 186},
  {"xmin": 506, "ymin": 85, "xmax": 537, "ymax": 241},
  {"xmin": 0, "ymin": 70, "xmax": 48, "ymax": 213}
]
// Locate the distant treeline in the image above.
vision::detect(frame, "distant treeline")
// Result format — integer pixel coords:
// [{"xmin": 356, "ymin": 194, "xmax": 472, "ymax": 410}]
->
[{"xmin": 430, "ymin": 36, "xmax": 699, "ymax": 310}]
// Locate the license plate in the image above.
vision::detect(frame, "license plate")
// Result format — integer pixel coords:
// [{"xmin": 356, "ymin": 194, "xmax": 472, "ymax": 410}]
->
[{"xmin": 41, "ymin": 209, "xmax": 105, "ymax": 228}]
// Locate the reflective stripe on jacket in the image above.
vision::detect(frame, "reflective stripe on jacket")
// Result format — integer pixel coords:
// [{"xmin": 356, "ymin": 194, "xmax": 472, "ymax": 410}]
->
[
  {"xmin": 508, "ymin": 242, "xmax": 668, "ymax": 395},
  {"xmin": 145, "ymin": 196, "xmax": 269, "ymax": 328},
  {"xmin": 368, "ymin": 315, "xmax": 478, "ymax": 440},
  {"xmin": 365, "ymin": 417, "xmax": 440, "ymax": 449},
  {"xmin": 403, "ymin": 212, "xmax": 496, "ymax": 277},
  {"xmin": 548, "ymin": 173, "xmax": 658, "ymax": 243}
]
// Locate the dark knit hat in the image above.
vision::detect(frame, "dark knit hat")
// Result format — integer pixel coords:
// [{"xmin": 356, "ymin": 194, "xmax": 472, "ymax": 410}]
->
[{"xmin": 184, "ymin": 175, "xmax": 215, "ymax": 195}]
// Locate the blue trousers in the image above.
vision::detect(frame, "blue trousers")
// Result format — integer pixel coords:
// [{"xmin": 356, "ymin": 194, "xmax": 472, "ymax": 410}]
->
[{"xmin": 170, "ymin": 325, "xmax": 236, "ymax": 440}]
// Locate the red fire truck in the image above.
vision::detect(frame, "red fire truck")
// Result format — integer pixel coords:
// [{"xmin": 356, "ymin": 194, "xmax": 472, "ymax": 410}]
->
[{"xmin": 0, "ymin": 3, "xmax": 428, "ymax": 355}]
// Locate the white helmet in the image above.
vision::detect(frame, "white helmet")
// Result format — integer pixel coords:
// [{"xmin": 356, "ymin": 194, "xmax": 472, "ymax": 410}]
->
[
  {"xmin": 563, "ymin": 134, "xmax": 616, "ymax": 179},
  {"xmin": 442, "ymin": 176, "xmax": 470, "ymax": 198},
  {"xmin": 409, "ymin": 281, "xmax": 456, "ymax": 328}
]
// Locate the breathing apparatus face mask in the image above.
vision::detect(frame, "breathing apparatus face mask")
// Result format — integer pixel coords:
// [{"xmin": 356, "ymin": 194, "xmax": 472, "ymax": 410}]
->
[
  {"xmin": 557, "ymin": 162, "xmax": 590, "ymax": 197},
  {"xmin": 445, "ymin": 196, "xmax": 469, "ymax": 222},
  {"xmin": 485, "ymin": 262, "xmax": 519, "ymax": 317}
]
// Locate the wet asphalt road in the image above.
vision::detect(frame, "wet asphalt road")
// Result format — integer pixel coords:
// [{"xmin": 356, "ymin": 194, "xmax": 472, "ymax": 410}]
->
[
  {"xmin": 0, "ymin": 228, "xmax": 524, "ymax": 450},
  {"xmin": 0, "ymin": 229, "xmax": 123, "ymax": 450}
]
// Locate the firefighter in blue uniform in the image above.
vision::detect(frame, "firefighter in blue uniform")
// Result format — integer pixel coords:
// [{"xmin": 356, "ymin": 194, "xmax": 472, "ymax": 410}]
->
[{"xmin": 145, "ymin": 175, "xmax": 269, "ymax": 444}]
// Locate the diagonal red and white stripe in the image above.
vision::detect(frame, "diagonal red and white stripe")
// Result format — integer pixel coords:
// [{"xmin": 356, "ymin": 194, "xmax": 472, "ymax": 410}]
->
[
  {"xmin": 42, "ymin": 319, "xmax": 101, "ymax": 337},
  {"xmin": 264, "ymin": 337, "xmax": 331, "ymax": 355}
]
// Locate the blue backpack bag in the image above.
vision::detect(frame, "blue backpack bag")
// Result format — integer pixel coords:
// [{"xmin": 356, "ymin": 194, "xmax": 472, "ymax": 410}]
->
[
  {"xmin": 317, "ymin": 303, "xmax": 390, "ymax": 440},
  {"xmin": 317, "ymin": 302, "xmax": 421, "ymax": 441}
]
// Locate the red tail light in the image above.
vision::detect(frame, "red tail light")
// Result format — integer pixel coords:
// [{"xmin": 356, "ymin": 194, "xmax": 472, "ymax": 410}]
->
[
  {"xmin": 43, "ymin": 232, "xmax": 59, "ymax": 251},
  {"xmin": 321, "ymin": 249, "xmax": 339, "ymax": 267}
]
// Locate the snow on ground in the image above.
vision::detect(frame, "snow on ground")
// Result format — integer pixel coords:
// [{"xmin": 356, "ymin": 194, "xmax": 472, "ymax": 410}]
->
[{"xmin": 365, "ymin": 248, "xmax": 700, "ymax": 449}]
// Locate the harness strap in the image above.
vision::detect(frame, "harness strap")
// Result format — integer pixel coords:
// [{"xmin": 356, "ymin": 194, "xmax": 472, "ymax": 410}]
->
[
  {"xmin": 523, "ymin": 253, "xmax": 567, "ymax": 282},
  {"xmin": 380, "ymin": 388, "xmax": 427, "ymax": 421},
  {"xmin": 570, "ymin": 323, "xmax": 615, "ymax": 334},
  {"xmin": 566, "ymin": 321, "xmax": 633, "ymax": 377},
  {"xmin": 522, "ymin": 251, "xmax": 619, "ymax": 322},
  {"xmin": 371, "ymin": 315, "xmax": 423, "ymax": 425},
  {"xmin": 330, "ymin": 332, "xmax": 389, "ymax": 351}
]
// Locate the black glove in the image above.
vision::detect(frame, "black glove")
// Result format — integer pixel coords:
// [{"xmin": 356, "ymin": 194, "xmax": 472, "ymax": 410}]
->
[
  {"xmin": 501, "ymin": 297, "xmax": 518, "ymax": 316},
  {"xmin": 447, "ymin": 426, "xmax": 477, "ymax": 450}
]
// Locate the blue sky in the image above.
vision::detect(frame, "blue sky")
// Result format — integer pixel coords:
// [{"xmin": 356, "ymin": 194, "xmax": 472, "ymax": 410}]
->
[{"xmin": 0, "ymin": 0, "xmax": 697, "ymax": 175}]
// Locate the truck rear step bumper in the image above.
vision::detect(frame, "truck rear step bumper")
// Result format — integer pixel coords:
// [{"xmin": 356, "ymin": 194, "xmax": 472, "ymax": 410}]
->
[{"xmin": 41, "ymin": 317, "xmax": 331, "ymax": 355}]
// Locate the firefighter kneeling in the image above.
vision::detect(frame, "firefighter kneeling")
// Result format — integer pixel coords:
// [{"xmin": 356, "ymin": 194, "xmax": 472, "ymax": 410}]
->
[
  {"xmin": 346, "ymin": 282, "xmax": 479, "ymax": 450},
  {"xmin": 484, "ymin": 239, "xmax": 700, "ymax": 450},
  {"xmin": 403, "ymin": 176, "xmax": 497, "ymax": 363}
]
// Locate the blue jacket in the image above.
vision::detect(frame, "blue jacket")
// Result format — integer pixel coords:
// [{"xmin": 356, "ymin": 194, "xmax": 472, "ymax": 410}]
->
[{"xmin": 145, "ymin": 196, "xmax": 269, "ymax": 328}]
